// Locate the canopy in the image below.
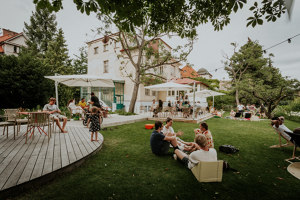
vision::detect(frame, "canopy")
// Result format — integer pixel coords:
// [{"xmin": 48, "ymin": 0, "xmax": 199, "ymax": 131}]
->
[
  {"xmin": 45, "ymin": 74, "xmax": 115, "ymax": 107},
  {"xmin": 44, "ymin": 74, "xmax": 115, "ymax": 87},
  {"xmin": 144, "ymin": 82, "xmax": 192, "ymax": 91},
  {"xmin": 187, "ymin": 89, "xmax": 225, "ymax": 108}
]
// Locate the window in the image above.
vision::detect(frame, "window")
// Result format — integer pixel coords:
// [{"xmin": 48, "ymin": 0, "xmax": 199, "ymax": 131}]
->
[
  {"xmin": 14, "ymin": 46, "xmax": 18, "ymax": 53},
  {"xmin": 159, "ymin": 66, "xmax": 164, "ymax": 74},
  {"xmin": 152, "ymin": 91, "xmax": 156, "ymax": 96},
  {"xmin": 145, "ymin": 89, "xmax": 150, "ymax": 96},
  {"xmin": 103, "ymin": 60, "xmax": 109, "ymax": 73},
  {"xmin": 114, "ymin": 41, "xmax": 119, "ymax": 49},
  {"xmin": 168, "ymin": 91, "xmax": 171, "ymax": 96},
  {"xmin": 103, "ymin": 43, "xmax": 108, "ymax": 52},
  {"xmin": 94, "ymin": 47, "xmax": 98, "ymax": 54}
]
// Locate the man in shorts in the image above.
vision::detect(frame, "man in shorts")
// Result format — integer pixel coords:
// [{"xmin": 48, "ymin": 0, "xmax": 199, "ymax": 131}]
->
[
  {"xmin": 174, "ymin": 134, "xmax": 217, "ymax": 169},
  {"xmin": 150, "ymin": 121, "xmax": 179, "ymax": 155},
  {"xmin": 43, "ymin": 97, "xmax": 68, "ymax": 133}
]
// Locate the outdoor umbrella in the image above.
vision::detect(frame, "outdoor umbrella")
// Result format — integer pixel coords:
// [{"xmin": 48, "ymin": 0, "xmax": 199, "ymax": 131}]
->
[
  {"xmin": 144, "ymin": 82, "xmax": 192, "ymax": 91},
  {"xmin": 187, "ymin": 89, "xmax": 225, "ymax": 108},
  {"xmin": 45, "ymin": 74, "xmax": 115, "ymax": 107}
]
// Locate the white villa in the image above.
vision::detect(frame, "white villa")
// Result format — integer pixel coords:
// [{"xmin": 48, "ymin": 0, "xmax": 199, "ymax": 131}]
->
[{"xmin": 83, "ymin": 33, "xmax": 182, "ymax": 112}]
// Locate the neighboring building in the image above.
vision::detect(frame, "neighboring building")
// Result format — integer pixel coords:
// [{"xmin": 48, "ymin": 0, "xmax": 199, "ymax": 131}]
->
[
  {"xmin": 197, "ymin": 67, "xmax": 212, "ymax": 79},
  {"xmin": 219, "ymin": 80, "xmax": 232, "ymax": 91},
  {"xmin": 180, "ymin": 65, "xmax": 199, "ymax": 78},
  {"xmin": 0, "ymin": 29, "xmax": 27, "ymax": 56},
  {"xmin": 85, "ymin": 33, "xmax": 181, "ymax": 112}
]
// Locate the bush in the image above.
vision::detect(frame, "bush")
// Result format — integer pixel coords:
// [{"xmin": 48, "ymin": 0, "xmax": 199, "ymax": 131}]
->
[
  {"xmin": 115, "ymin": 109, "xmax": 136, "ymax": 116},
  {"xmin": 273, "ymin": 99, "xmax": 300, "ymax": 122}
]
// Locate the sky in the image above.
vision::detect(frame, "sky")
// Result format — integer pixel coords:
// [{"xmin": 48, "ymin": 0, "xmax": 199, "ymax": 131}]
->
[{"xmin": 1, "ymin": 0, "xmax": 299, "ymax": 80}]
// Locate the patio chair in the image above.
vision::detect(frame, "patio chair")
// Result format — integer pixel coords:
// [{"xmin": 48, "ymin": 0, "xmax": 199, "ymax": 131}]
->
[
  {"xmin": 191, "ymin": 160, "xmax": 223, "ymax": 182},
  {"xmin": 25, "ymin": 112, "xmax": 51, "ymax": 144},
  {"xmin": 284, "ymin": 130, "xmax": 300, "ymax": 161},
  {"xmin": 4, "ymin": 109, "xmax": 28, "ymax": 139},
  {"xmin": 270, "ymin": 125, "xmax": 294, "ymax": 149}
]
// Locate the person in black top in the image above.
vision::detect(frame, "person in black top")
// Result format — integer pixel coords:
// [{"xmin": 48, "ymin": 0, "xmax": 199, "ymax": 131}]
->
[
  {"xmin": 90, "ymin": 92, "xmax": 101, "ymax": 108},
  {"xmin": 150, "ymin": 121, "xmax": 179, "ymax": 155}
]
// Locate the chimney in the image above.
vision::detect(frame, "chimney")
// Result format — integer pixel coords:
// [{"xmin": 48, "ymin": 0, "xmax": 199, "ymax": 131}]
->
[{"xmin": 2, "ymin": 29, "xmax": 19, "ymax": 37}]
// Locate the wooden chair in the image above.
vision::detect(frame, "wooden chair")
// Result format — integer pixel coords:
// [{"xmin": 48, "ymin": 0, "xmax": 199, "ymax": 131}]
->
[
  {"xmin": 285, "ymin": 130, "xmax": 300, "ymax": 161},
  {"xmin": 25, "ymin": 112, "xmax": 51, "ymax": 144},
  {"xmin": 191, "ymin": 160, "xmax": 223, "ymax": 182},
  {"xmin": 270, "ymin": 126, "xmax": 294, "ymax": 149},
  {"xmin": 4, "ymin": 109, "xmax": 28, "ymax": 139}
]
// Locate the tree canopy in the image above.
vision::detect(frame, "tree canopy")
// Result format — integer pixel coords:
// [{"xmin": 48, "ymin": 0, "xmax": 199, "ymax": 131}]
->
[{"xmin": 33, "ymin": 0, "xmax": 288, "ymax": 38}]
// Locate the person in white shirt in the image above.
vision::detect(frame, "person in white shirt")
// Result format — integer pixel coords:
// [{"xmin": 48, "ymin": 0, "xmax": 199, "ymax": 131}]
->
[
  {"xmin": 272, "ymin": 116, "xmax": 292, "ymax": 141},
  {"xmin": 174, "ymin": 134, "xmax": 217, "ymax": 169},
  {"xmin": 237, "ymin": 103, "xmax": 245, "ymax": 117},
  {"xmin": 68, "ymin": 99, "xmax": 84, "ymax": 119},
  {"xmin": 162, "ymin": 117, "xmax": 184, "ymax": 148}
]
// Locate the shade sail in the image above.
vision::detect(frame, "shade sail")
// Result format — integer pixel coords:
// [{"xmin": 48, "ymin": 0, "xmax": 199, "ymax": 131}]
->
[
  {"xmin": 144, "ymin": 82, "xmax": 192, "ymax": 91},
  {"xmin": 44, "ymin": 74, "xmax": 115, "ymax": 87}
]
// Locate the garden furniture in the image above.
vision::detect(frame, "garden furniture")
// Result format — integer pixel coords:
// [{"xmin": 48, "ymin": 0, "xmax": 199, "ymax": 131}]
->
[{"xmin": 191, "ymin": 160, "xmax": 223, "ymax": 182}]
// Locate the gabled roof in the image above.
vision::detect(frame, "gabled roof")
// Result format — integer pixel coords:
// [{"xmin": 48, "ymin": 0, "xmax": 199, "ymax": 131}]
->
[
  {"xmin": 180, "ymin": 65, "xmax": 199, "ymax": 78},
  {"xmin": 0, "ymin": 35, "xmax": 13, "ymax": 43}
]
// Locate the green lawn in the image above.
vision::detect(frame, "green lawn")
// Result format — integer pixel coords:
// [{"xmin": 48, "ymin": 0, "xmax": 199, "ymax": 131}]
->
[{"xmin": 10, "ymin": 118, "xmax": 300, "ymax": 200}]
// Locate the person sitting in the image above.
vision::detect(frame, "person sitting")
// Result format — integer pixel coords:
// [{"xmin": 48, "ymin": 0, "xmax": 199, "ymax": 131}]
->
[
  {"xmin": 150, "ymin": 121, "xmax": 179, "ymax": 155},
  {"xmin": 194, "ymin": 122, "xmax": 214, "ymax": 148},
  {"xmin": 271, "ymin": 117, "xmax": 292, "ymax": 142},
  {"xmin": 174, "ymin": 134, "xmax": 217, "ymax": 169},
  {"xmin": 43, "ymin": 97, "xmax": 67, "ymax": 133},
  {"xmin": 230, "ymin": 110, "xmax": 236, "ymax": 118},
  {"xmin": 78, "ymin": 98, "xmax": 88, "ymax": 109},
  {"xmin": 68, "ymin": 99, "xmax": 84, "ymax": 120},
  {"xmin": 162, "ymin": 117, "xmax": 184, "ymax": 147}
]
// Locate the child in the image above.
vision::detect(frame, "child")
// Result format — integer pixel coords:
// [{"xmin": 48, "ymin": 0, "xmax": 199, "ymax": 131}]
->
[{"xmin": 87, "ymin": 107, "xmax": 101, "ymax": 141}]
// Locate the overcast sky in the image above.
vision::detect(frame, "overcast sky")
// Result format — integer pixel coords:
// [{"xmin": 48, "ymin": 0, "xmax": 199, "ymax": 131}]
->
[{"xmin": 1, "ymin": 0, "xmax": 299, "ymax": 80}]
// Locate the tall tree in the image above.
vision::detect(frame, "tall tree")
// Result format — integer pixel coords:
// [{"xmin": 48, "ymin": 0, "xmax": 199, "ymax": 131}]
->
[
  {"xmin": 24, "ymin": 6, "xmax": 57, "ymax": 54},
  {"xmin": 224, "ymin": 40, "xmax": 267, "ymax": 106},
  {"xmin": 72, "ymin": 46, "xmax": 88, "ymax": 74}
]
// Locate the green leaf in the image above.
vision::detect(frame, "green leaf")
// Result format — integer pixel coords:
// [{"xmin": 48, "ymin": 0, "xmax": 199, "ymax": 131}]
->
[{"xmin": 257, "ymin": 19, "xmax": 263, "ymax": 25}]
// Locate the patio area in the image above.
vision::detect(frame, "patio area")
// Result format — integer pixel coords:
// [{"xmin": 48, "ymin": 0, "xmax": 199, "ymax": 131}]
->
[{"xmin": 0, "ymin": 124, "xmax": 103, "ymax": 194}]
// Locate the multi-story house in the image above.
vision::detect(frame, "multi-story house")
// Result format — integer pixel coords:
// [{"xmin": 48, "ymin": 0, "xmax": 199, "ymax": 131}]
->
[
  {"xmin": 0, "ymin": 29, "xmax": 27, "ymax": 56},
  {"xmin": 83, "ymin": 33, "xmax": 181, "ymax": 112},
  {"xmin": 197, "ymin": 67, "xmax": 213, "ymax": 79}
]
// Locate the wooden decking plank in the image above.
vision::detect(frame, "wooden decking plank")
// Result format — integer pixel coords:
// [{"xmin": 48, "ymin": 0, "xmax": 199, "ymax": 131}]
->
[
  {"xmin": 67, "ymin": 127, "xmax": 83, "ymax": 160},
  {"xmin": 0, "ymin": 127, "xmax": 37, "ymax": 190},
  {"xmin": 71, "ymin": 127, "xmax": 89, "ymax": 157},
  {"xmin": 17, "ymin": 133, "xmax": 45, "ymax": 185},
  {"xmin": 64, "ymin": 129, "xmax": 76, "ymax": 164},
  {"xmin": 78, "ymin": 126, "xmax": 98, "ymax": 150},
  {"xmin": 42, "ymin": 131, "xmax": 55, "ymax": 176},
  {"xmin": 0, "ymin": 127, "xmax": 27, "ymax": 175},
  {"xmin": 73, "ymin": 127, "xmax": 93, "ymax": 154},
  {"xmin": 52, "ymin": 131, "xmax": 62, "ymax": 171},
  {"xmin": 60, "ymin": 129, "xmax": 69, "ymax": 168},
  {"xmin": 31, "ymin": 130, "xmax": 49, "ymax": 180},
  {"xmin": 2, "ymin": 129, "xmax": 40, "ymax": 190},
  {"xmin": 0, "ymin": 128, "xmax": 24, "ymax": 159}
]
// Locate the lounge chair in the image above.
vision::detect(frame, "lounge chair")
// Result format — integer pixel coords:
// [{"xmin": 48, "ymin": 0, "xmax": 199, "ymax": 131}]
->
[
  {"xmin": 270, "ymin": 125, "xmax": 294, "ymax": 149},
  {"xmin": 191, "ymin": 160, "xmax": 223, "ymax": 182},
  {"xmin": 284, "ymin": 130, "xmax": 300, "ymax": 161}
]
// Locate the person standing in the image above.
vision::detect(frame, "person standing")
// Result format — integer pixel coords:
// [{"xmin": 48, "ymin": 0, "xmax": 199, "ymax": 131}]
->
[
  {"xmin": 87, "ymin": 107, "xmax": 101, "ymax": 141},
  {"xmin": 237, "ymin": 103, "xmax": 245, "ymax": 117},
  {"xmin": 90, "ymin": 92, "xmax": 101, "ymax": 108}
]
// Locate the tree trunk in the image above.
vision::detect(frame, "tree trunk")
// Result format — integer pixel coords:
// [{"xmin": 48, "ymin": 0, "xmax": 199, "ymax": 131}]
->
[
  {"xmin": 128, "ymin": 80, "xmax": 140, "ymax": 113},
  {"xmin": 265, "ymin": 104, "xmax": 273, "ymax": 119},
  {"xmin": 235, "ymin": 88, "xmax": 240, "ymax": 106}
]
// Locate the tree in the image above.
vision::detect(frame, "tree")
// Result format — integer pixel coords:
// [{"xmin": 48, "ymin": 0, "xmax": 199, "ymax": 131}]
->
[
  {"xmin": 33, "ymin": 0, "xmax": 289, "ymax": 35},
  {"xmin": 240, "ymin": 65, "xmax": 299, "ymax": 118},
  {"xmin": 24, "ymin": 6, "xmax": 57, "ymax": 54},
  {"xmin": 0, "ymin": 53, "xmax": 52, "ymax": 108},
  {"xmin": 224, "ymin": 40, "xmax": 267, "ymax": 105},
  {"xmin": 72, "ymin": 46, "xmax": 88, "ymax": 74}
]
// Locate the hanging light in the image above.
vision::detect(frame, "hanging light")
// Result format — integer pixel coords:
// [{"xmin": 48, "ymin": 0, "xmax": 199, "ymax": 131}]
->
[{"xmin": 288, "ymin": 38, "xmax": 291, "ymax": 43}]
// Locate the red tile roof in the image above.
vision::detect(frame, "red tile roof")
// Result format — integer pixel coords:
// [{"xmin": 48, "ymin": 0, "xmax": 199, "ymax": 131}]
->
[
  {"xmin": 0, "ymin": 46, "xmax": 3, "ymax": 53},
  {"xmin": 180, "ymin": 65, "xmax": 199, "ymax": 78},
  {"xmin": 0, "ymin": 35, "xmax": 13, "ymax": 43}
]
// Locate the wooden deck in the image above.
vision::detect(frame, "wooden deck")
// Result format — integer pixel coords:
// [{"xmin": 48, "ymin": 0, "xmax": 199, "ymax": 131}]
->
[{"xmin": 0, "ymin": 124, "xmax": 103, "ymax": 194}]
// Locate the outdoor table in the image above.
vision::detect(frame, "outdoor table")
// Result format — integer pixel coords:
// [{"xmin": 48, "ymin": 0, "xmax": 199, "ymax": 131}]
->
[{"xmin": 19, "ymin": 112, "xmax": 51, "ymax": 144}]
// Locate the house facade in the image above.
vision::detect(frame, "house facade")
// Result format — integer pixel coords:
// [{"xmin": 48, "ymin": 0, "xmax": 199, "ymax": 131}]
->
[
  {"xmin": 0, "ymin": 29, "xmax": 27, "ymax": 56},
  {"xmin": 84, "ymin": 33, "xmax": 181, "ymax": 112},
  {"xmin": 197, "ymin": 67, "xmax": 212, "ymax": 79},
  {"xmin": 180, "ymin": 65, "xmax": 199, "ymax": 78}
]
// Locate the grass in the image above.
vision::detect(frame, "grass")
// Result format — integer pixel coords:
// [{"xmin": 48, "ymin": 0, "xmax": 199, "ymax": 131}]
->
[{"xmin": 8, "ymin": 118, "xmax": 300, "ymax": 200}]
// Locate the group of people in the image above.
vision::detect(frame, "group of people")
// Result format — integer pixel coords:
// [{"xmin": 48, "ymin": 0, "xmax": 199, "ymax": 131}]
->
[
  {"xmin": 229, "ymin": 103, "xmax": 266, "ymax": 119},
  {"xmin": 150, "ymin": 99, "xmax": 205, "ymax": 118},
  {"xmin": 150, "ymin": 118, "xmax": 217, "ymax": 170},
  {"xmin": 42, "ymin": 92, "xmax": 103, "ymax": 141}
]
